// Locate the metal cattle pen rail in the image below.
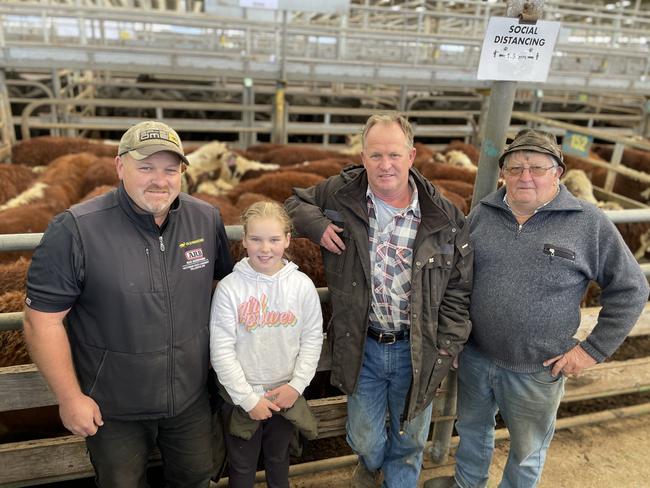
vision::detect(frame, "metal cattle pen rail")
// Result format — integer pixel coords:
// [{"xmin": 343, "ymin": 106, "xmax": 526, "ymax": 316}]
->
[
  {"xmin": 5, "ymin": 73, "xmax": 648, "ymax": 148},
  {"xmin": 1, "ymin": 209, "xmax": 650, "ymax": 486}
]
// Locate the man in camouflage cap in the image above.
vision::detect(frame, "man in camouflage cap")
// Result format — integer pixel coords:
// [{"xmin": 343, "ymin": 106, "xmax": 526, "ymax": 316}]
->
[
  {"xmin": 440, "ymin": 128, "xmax": 648, "ymax": 488},
  {"xmin": 24, "ymin": 121, "xmax": 233, "ymax": 487},
  {"xmin": 118, "ymin": 120, "xmax": 190, "ymax": 166}
]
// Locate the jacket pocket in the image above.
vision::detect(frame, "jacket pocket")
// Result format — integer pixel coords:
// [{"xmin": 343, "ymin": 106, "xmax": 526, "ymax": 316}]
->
[
  {"xmin": 326, "ymin": 287, "xmax": 357, "ymax": 393},
  {"xmin": 173, "ymin": 327, "xmax": 210, "ymax": 409},
  {"xmin": 543, "ymin": 243, "xmax": 576, "ymax": 262},
  {"xmin": 455, "ymin": 239, "xmax": 473, "ymax": 286},
  {"xmin": 87, "ymin": 349, "xmax": 108, "ymax": 396},
  {"xmin": 77, "ymin": 341, "xmax": 168, "ymax": 417},
  {"xmin": 422, "ymin": 352, "xmax": 453, "ymax": 405},
  {"xmin": 122, "ymin": 247, "xmax": 159, "ymax": 294},
  {"xmin": 334, "ymin": 228, "xmax": 352, "ymax": 275},
  {"xmin": 425, "ymin": 254, "xmax": 453, "ymax": 307},
  {"xmin": 75, "ymin": 342, "xmax": 107, "ymax": 396},
  {"xmin": 541, "ymin": 243, "xmax": 581, "ymax": 286}
]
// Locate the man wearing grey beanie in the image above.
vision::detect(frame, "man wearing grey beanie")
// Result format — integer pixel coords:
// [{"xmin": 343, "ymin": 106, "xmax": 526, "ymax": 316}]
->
[{"xmin": 447, "ymin": 128, "xmax": 648, "ymax": 488}]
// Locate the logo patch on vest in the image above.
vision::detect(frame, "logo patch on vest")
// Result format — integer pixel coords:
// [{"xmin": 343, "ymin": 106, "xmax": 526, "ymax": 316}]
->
[
  {"xmin": 182, "ymin": 247, "xmax": 209, "ymax": 271},
  {"xmin": 179, "ymin": 237, "xmax": 205, "ymax": 248}
]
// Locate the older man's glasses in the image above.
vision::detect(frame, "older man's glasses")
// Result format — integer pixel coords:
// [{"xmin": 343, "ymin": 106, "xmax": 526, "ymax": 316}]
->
[{"xmin": 503, "ymin": 165, "xmax": 556, "ymax": 176}]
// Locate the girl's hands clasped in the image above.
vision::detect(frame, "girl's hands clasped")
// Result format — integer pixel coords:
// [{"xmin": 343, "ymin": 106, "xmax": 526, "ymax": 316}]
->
[
  {"xmin": 264, "ymin": 384, "xmax": 299, "ymax": 409},
  {"xmin": 248, "ymin": 397, "xmax": 281, "ymax": 420}
]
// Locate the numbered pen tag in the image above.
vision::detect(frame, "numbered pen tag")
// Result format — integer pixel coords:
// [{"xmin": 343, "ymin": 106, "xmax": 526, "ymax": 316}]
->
[{"xmin": 562, "ymin": 130, "xmax": 593, "ymax": 158}]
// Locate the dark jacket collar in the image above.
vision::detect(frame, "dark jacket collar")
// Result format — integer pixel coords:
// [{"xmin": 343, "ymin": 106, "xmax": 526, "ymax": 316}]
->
[{"xmin": 334, "ymin": 165, "xmax": 454, "ymax": 231}]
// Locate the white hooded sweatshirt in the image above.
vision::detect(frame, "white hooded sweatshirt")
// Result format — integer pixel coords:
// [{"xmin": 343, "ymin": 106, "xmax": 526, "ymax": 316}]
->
[{"xmin": 209, "ymin": 258, "xmax": 323, "ymax": 412}]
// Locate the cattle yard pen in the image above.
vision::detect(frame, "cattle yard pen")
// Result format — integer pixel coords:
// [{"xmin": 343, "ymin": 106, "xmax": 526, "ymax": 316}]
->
[
  {"xmin": 1, "ymin": 211, "xmax": 649, "ymax": 487},
  {"xmin": 1, "ymin": 0, "xmax": 649, "ymax": 484},
  {"xmin": 5, "ymin": 76, "xmax": 649, "ymax": 150}
]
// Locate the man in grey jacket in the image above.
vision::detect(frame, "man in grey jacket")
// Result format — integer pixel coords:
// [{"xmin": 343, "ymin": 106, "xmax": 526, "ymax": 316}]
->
[
  {"xmin": 23, "ymin": 121, "xmax": 233, "ymax": 487},
  {"xmin": 286, "ymin": 114, "xmax": 472, "ymax": 487},
  {"xmin": 448, "ymin": 129, "xmax": 649, "ymax": 488}
]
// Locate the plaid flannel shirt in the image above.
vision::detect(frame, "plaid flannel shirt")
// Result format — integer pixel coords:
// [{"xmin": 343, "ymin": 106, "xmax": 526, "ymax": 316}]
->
[{"xmin": 367, "ymin": 180, "xmax": 421, "ymax": 332}]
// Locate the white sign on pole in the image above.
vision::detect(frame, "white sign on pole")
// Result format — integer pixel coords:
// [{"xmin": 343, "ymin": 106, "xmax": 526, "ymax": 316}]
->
[{"xmin": 477, "ymin": 17, "xmax": 561, "ymax": 82}]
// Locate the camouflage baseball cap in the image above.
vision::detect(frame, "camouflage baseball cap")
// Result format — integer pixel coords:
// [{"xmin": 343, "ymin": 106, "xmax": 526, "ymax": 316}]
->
[
  {"xmin": 118, "ymin": 120, "xmax": 189, "ymax": 165},
  {"xmin": 499, "ymin": 128, "xmax": 565, "ymax": 171}
]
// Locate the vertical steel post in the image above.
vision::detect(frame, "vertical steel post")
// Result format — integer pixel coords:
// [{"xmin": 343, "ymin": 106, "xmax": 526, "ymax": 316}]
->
[
  {"xmin": 272, "ymin": 80, "xmax": 287, "ymax": 144},
  {"xmin": 470, "ymin": 79, "xmax": 518, "ymax": 207},
  {"xmin": 337, "ymin": 14, "xmax": 348, "ymax": 61},
  {"xmin": 399, "ymin": 86, "xmax": 408, "ymax": 112},
  {"xmin": 429, "ymin": 371, "xmax": 458, "ymax": 464},
  {"xmin": 475, "ymin": 88, "xmax": 491, "ymax": 146},
  {"xmin": 603, "ymin": 142, "xmax": 625, "ymax": 193},
  {"xmin": 0, "ymin": 69, "xmax": 16, "ymax": 151},
  {"xmin": 50, "ymin": 69, "xmax": 62, "ymax": 137},
  {"xmin": 529, "ymin": 89, "xmax": 543, "ymax": 128},
  {"xmin": 642, "ymin": 98, "xmax": 650, "ymax": 139},
  {"xmin": 280, "ymin": 10, "xmax": 288, "ymax": 81},
  {"xmin": 323, "ymin": 113, "xmax": 331, "ymax": 147},
  {"xmin": 272, "ymin": 10, "xmax": 288, "ymax": 144},
  {"xmin": 241, "ymin": 78, "xmax": 255, "ymax": 148}
]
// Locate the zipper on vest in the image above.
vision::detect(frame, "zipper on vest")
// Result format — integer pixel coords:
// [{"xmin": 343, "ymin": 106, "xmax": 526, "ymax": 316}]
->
[
  {"xmin": 145, "ymin": 248, "xmax": 154, "ymax": 292},
  {"xmin": 515, "ymin": 224, "xmax": 523, "ymax": 239},
  {"xmin": 158, "ymin": 234, "xmax": 175, "ymax": 415}
]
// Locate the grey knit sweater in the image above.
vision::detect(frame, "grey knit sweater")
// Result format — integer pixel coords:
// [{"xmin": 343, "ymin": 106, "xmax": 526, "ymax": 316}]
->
[{"xmin": 468, "ymin": 185, "xmax": 649, "ymax": 373}]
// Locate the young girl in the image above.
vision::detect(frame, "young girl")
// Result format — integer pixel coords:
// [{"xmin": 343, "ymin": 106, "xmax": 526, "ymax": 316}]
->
[{"xmin": 210, "ymin": 201, "xmax": 323, "ymax": 488}]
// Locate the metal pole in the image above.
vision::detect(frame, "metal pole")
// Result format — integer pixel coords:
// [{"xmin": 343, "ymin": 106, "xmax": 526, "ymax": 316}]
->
[
  {"xmin": 529, "ymin": 89, "xmax": 543, "ymax": 128},
  {"xmin": 429, "ymin": 371, "xmax": 458, "ymax": 464},
  {"xmin": 337, "ymin": 14, "xmax": 347, "ymax": 61},
  {"xmin": 323, "ymin": 113, "xmax": 331, "ymax": 147},
  {"xmin": 475, "ymin": 88, "xmax": 490, "ymax": 145},
  {"xmin": 470, "ymin": 80, "xmax": 517, "ymax": 209},
  {"xmin": 603, "ymin": 141, "xmax": 625, "ymax": 193},
  {"xmin": 399, "ymin": 86, "xmax": 408, "ymax": 112},
  {"xmin": 241, "ymin": 78, "xmax": 254, "ymax": 148},
  {"xmin": 272, "ymin": 80, "xmax": 287, "ymax": 144},
  {"xmin": 0, "ymin": 69, "xmax": 16, "ymax": 150},
  {"xmin": 280, "ymin": 10, "xmax": 288, "ymax": 81},
  {"xmin": 603, "ymin": 208, "xmax": 650, "ymax": 224},
  {"xmin": 50, "ymin": 69, "xmax": 62, "ymax": 137},
  {"xmin": 642, "ymin": 97, "xmax": 650, "ymax": 139},
  {"xmin": 271, "ymin": 9, "xmax": 289, "ymax": 145}
]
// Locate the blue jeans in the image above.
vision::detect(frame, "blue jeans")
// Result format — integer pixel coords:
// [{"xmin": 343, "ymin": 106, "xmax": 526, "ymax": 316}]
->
[
  {"xmin": 346, "ymin": 336, "xmax": 433, "ymax": 488},
  {"xmin": 454, "ymin": 345, "xmax": 565, "ymax": 488}
]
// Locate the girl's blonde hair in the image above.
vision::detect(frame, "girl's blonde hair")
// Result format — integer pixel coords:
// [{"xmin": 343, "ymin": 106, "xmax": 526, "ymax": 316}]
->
[{"xmin": 240, "ymin": 200, "xmax": 293, "ymax": 236}]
